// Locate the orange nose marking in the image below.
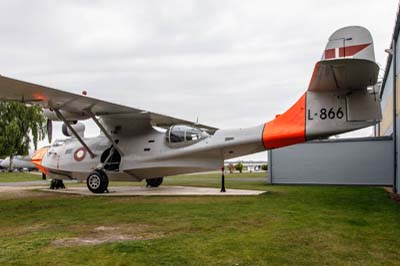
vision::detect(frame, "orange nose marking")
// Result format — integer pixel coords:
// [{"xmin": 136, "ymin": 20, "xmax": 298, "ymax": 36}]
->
[{"xmin": 31, "ymin": 147, "xmax": 49, "ymax": 174}]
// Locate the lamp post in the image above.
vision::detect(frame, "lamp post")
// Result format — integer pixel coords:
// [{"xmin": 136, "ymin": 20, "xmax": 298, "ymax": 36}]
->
[{"xmin": 221, "ymin": 166, "xmax": 226, "ymax": 192}]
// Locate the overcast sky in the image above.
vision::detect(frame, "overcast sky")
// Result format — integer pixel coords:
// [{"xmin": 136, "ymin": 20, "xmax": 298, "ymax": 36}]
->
[{"xmin": 0, "ymin": 0, "xmax": 398, "ymax": 160}]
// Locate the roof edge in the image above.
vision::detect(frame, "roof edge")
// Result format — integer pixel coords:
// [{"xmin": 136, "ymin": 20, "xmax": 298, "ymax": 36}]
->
[{"xmin": 380, "ymin": 2, "xmax": 400, "ymax": 97}]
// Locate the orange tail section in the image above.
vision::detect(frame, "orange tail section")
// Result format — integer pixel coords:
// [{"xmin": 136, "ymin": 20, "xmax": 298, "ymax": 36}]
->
[{"xmin": 262, "ymin": 93, "xmax": 306, "ymax": 149}]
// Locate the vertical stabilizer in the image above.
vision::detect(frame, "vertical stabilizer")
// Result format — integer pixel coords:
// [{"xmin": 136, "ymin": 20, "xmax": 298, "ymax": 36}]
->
[
  {"xmin": 323, "ymin": 26, "xmax": 375, "ymax": 61},
  {"xmin": 262, "ymin": 26, "xmax": 381, "ymax": 149}
]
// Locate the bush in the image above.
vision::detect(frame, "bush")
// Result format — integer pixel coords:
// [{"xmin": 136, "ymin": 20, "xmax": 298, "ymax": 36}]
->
[{"xmin": 235, "ymin": 162, "xmax": 243, "ymax": 173}]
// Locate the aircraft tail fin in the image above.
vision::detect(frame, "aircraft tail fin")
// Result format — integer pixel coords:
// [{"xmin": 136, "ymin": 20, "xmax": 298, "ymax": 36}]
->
[
  {"xmin": 262, "ymin": 26, "xmax": 381, "ymax": 149},
  {"xmin": 323, "ymin": 25, "xmax": 375, "ymax": 61},
  {"xmin": 309, "ymin": 26, "xmax": 379, "ymax": 92}
]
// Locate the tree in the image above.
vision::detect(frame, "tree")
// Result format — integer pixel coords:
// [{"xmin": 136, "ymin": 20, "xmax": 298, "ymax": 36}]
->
[
  {"xmin": 235, "ymin": 162, "xmax": 244, "ymax": 173},
  {"xmin": 262, "ymin": 164, "xmax": 268, "ymax": 171},
  {"xmin": 227, "ymin": 163, "xmax": 235, "ymax": 174},
  {"xmin": 0, "ymin": 102, "xmax": 46, "ymax": 171}
]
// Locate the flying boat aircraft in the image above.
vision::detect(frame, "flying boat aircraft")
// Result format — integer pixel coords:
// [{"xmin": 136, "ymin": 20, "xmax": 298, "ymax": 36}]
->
[
  {"xmin": 0, "ymin": 155, "xmax": 37, "ymax": 171},
  {"xmin": 0, "ymin": 26, "xmax": 381, "ymax": 193}
]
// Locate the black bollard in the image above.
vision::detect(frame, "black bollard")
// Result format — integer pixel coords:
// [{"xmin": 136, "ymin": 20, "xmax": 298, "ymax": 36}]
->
[{"xmin": 220, "ymin": 166, "xmax": 226, "ymax": 192}]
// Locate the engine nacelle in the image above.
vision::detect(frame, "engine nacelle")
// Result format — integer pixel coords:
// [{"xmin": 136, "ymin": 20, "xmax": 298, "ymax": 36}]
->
[
  {"xmin": 44, "ymin": 109, "xmax": 90, "ymax": 122},
  {"xmin": 62, "ymin": 122, "xmax": 85, "ymax": 138}
]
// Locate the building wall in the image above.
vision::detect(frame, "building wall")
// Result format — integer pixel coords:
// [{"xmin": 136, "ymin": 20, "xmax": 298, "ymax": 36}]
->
[
  {"xmin": 268, "ymin": 137, "xmax": 393, "ymax": 185},
  {"xmin": 379, "ymin": 15, "xmax": 400, "ymax": 192},
  {"xmin": 380, "ymin": 60, "xmax": 394, "ymax": 135}
]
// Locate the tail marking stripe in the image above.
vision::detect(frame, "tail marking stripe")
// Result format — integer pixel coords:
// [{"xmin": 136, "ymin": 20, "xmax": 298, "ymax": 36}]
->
[{"xmin": 324, "ymin": 43, "xmax": 371, "ymax": 59}]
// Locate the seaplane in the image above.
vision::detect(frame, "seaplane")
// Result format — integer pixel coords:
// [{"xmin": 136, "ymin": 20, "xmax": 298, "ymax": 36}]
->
[{"xmin": 0, "ymin": 26, "xmax": 381, "ymax": 193}]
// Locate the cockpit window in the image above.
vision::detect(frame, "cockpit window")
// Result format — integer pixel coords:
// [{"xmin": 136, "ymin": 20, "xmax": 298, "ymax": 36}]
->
[
  {"xmin": 166, "ymin": 125, "xmax": 208, "ymax": 145},
  {"xmin": 170, "ymin": 125, "xmax": 186, "ymax": 143},
  {"xmin": 185, "ymin": 127, "xmax": 201, "ymax": 141},
  {"xmin": 52, "ymin": 139, "xmax": 65, "ymax": 147}
]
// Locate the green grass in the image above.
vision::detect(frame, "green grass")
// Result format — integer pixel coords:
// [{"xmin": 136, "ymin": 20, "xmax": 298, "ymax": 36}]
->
[
  {"xmin": 104, "ymin": 172, "xmax": 268, "ymax": 190},
  {"xmin": 173, "ymin": 171, "xmax": 268, "ymax": 178},
  {"xmin": 0, "ymin": 172, "xmax": 43, "ymax": 182},
  {"xmin": 0, "ymin": 172, "xmax": 400, "ymax": 266}
]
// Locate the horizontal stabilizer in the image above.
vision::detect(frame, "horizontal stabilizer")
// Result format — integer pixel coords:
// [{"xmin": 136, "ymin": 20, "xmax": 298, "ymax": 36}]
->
[{"xmin": 308, "ymin": 58, "xmax": 379, "ymax": 92}]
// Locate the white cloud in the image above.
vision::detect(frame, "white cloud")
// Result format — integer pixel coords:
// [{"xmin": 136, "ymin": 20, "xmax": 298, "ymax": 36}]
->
[{"xmin": 0, "ymin": 0, "xmax": 397, "ymax": 160}]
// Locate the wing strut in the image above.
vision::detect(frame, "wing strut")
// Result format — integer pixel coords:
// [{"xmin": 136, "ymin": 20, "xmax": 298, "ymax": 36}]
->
[
  {"xmin": 88, "ymin": 112, "xmax": 124, "ymax": 156},
  {"xmin": 53, "ymin": 109, "xmax": 96, "ymax": 158}
]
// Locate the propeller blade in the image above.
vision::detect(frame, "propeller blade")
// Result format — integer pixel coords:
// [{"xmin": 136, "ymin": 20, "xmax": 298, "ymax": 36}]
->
[{"xmin": 47, "ymin": 119, "xmax": 53, "ymax": 144}]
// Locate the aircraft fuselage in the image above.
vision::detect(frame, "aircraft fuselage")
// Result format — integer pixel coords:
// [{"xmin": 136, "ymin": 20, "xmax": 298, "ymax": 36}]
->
[{"xmin": 41, "ymin": 125, "xmax": 265, "ymax": 181}]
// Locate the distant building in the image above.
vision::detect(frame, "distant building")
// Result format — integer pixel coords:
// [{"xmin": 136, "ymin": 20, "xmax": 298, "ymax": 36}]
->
[{"xmin": 224, "ymin": 160, "xmax": 267, "ymax": 172}]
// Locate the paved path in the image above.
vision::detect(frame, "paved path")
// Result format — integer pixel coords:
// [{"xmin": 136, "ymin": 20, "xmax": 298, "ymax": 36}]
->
[
  {"xmin": 41, "ymin": 186, "xmax": 266, "ymax": 196},
  {"xmin": 0, "ymin": 180, "xmax": 78, "ymax": 187},
  {"xmin": 0, "ymin": 180, "xmax": 49, "ymax": 186}
]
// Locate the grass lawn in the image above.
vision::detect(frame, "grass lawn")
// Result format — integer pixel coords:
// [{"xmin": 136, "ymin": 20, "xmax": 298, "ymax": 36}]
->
[
  {"xmin": 0, "ymin": 172, "xmax": 400, "ymax": 265},
  {"xmin": 176, "ymin": 171, "xmax": 268, "ymax": 178},
  {"xmin": 0, "ymin": 172, "xmax": 43, "ymax": 182},
  {"xmin": 104, "ymin": 172, "xmax": 268, "ymax": 190}
]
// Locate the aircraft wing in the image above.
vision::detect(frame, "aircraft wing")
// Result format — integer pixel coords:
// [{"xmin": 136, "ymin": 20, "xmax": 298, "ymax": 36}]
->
[{"xmin": 0, "ymin": 75, "xmax": 217, "ymax": 133}]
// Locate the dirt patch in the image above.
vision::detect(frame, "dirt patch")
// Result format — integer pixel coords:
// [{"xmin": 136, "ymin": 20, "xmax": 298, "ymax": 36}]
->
[
  {"xmin": 0, "ymin": 186, "xmax": 84, "ymax": 200},
  {"xmin": 384, "ymin": 187, "xmax": 400, "ymax": 203},
  {"xmin": 0, "ymin": 186, "xmax": 49, "ymax": 199},
  {"xmin": 52, "ymin": 224, "xmax": 164, "ymax": 247},
  {"xmin": 389, "ymin": 192, "xmax": 400, "ymax": 203}
]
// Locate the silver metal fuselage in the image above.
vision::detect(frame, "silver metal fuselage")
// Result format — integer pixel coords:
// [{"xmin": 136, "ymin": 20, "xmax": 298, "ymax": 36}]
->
[
  {"xmin": 42, "ymin": 125, "xmax": 265, "ymax": 181},
  {"xmin": 0, "ymin": 156, "xmax": 36, "ymax": 170}
]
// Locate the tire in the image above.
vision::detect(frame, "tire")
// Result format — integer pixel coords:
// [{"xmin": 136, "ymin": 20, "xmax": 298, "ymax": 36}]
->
[
  {"xmin": 50, "ymin": 179, "xmax": 56, "ymax": 189},
  {"xmin": 50, "ymin": 179, "xmax": 65, "ymax": 189},
  {"xmin": 145, "ymin": 177, "xmax": 163, "ymax": 187},
  {"xmin": 86, "ymin": 170, "xmax": 109, "ymax": 193}
]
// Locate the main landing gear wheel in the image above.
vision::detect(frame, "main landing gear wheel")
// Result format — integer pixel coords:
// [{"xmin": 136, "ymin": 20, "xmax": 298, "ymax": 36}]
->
[
  {"xmin": 50, "ymin": 179, "xmax": 65, "ymax": 189},
  {"xmin": 146, "ymin": 177, "xmax": 163, "ymax": 187},
  {"xmin": 86, "ymin": 170, "xmax": 109, "ymax": 194}
]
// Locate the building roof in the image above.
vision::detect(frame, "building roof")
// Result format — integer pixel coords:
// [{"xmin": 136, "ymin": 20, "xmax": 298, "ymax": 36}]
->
[{"xmin": 381, "ymin": 2, "xmax": 400, "ymax": 97}]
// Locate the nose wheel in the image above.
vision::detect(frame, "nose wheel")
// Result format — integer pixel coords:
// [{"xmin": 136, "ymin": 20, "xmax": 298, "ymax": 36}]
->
[{"xmin": 87, "ymin": 170, "xmax": 109, "ymax": 193}]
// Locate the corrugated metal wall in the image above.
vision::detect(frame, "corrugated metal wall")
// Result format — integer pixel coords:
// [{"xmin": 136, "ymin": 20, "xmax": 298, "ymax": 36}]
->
[
  {"xmin": 268, "ymin": 137, "xmax": 393, "ymax": 185},
  {"xmin": 378, "ymin": 3, "xmax": 400, "ymax": 192}
]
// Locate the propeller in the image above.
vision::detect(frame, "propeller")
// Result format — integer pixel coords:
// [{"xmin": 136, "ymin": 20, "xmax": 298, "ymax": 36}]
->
[{"xmin": 47, "ymin": 119, "xmax": 53, "ymax": 144}]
